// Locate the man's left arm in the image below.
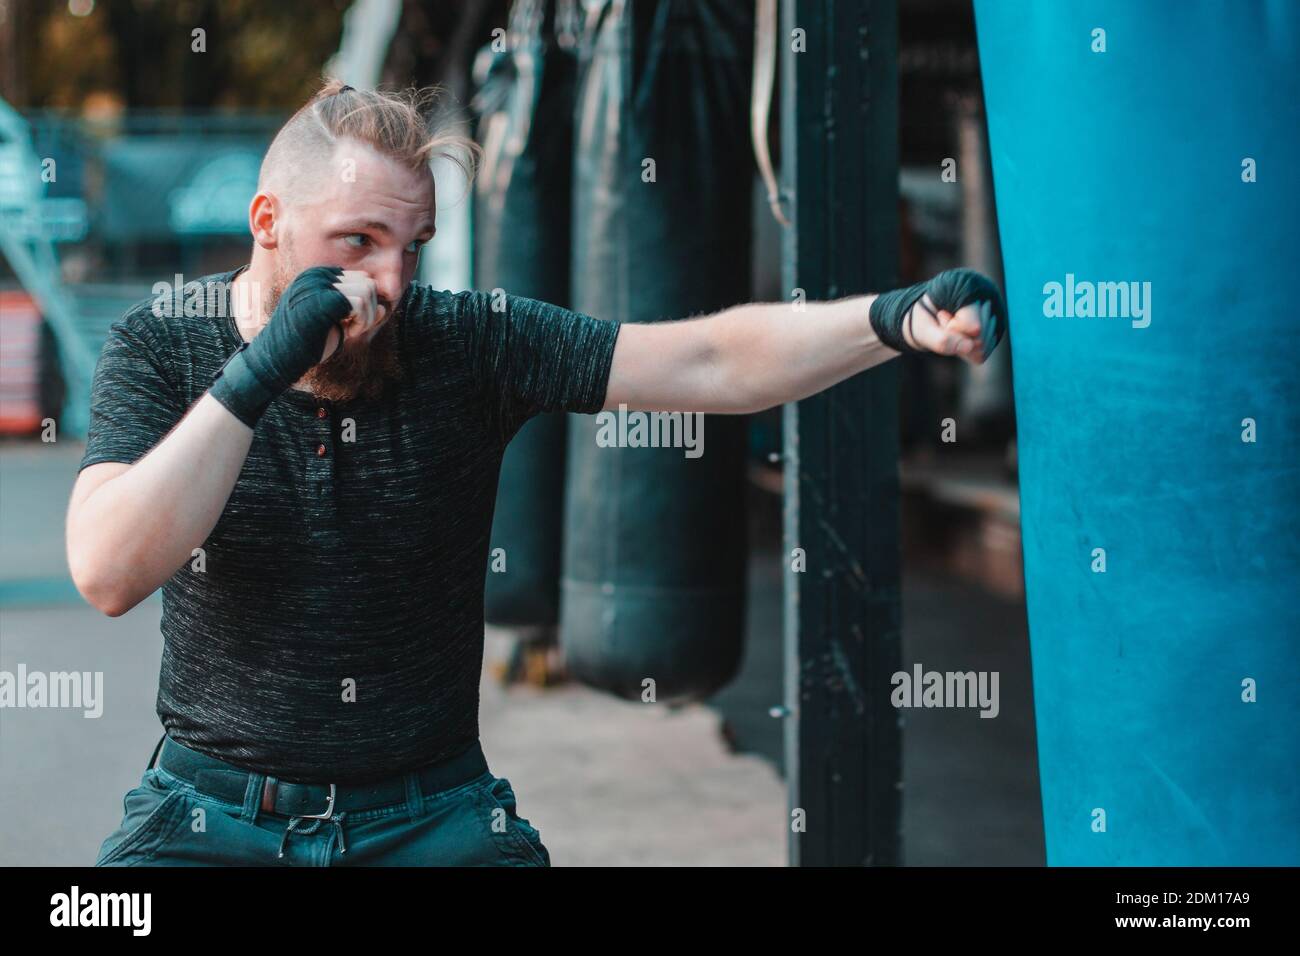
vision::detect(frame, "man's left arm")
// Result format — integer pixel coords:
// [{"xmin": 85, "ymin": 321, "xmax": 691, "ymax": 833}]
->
[{"xmin": 604, "ymin": 268, "xmax": 1007, "ymax": 414}]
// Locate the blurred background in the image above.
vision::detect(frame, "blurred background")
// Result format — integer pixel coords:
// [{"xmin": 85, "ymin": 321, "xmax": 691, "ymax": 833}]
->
[{"xmin": 0, "ymin": 0, "xmax": 1040, "ymax": 866}]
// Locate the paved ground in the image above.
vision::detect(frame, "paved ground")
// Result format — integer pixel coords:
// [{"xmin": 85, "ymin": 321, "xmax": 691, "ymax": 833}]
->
[{"xmin": 0, "ymin": 440, "xmax": 81, "ymax": 602}]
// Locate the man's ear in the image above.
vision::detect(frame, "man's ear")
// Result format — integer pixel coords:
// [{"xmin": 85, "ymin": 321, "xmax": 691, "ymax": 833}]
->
[{"xmin": 248, "ymin": 192, "xmax": 280, "ymax": 250}]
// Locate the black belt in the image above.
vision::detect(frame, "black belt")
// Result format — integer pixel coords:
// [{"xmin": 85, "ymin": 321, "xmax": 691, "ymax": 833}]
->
[{"xmin": 150, "ymin": 734, "xmax": 489, "ymax": 820}]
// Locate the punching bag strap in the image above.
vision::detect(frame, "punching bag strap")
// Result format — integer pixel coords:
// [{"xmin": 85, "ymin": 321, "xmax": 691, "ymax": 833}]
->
[{"xmin": 751, "ymin": 0, "xmax": 790, "ymax": 227}]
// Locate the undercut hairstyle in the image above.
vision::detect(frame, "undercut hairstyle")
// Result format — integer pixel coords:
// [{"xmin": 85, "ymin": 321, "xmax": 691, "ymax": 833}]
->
[{"xmin": 258, "ymin": 78, "xmax": 480, "ymax": 205}]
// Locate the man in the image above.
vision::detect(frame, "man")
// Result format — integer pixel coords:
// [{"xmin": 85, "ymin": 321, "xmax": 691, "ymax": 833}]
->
[{"xmin": 69, "ymin": 81, "xmax": 1005, "ymax": 867}]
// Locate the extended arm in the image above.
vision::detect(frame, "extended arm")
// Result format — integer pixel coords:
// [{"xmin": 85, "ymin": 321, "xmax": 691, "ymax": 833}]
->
[{"xmin": 603, "ymin": 268, "xmax": 1007, "ymax": 414}]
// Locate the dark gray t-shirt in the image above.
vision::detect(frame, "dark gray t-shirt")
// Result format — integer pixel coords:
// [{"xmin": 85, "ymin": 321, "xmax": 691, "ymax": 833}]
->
[{"xmin": 80, "ymin": 267, "xmax": 621, "ymax": 782}]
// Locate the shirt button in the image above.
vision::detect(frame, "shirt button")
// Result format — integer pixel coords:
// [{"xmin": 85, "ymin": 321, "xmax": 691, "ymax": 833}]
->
[
  {"xmin": 316, "ymin": 443, "xmax": 327, "ymax": 457},
  {"xmin": 316, "ymin": 407, "xmax": 327, "ymax": 419}
]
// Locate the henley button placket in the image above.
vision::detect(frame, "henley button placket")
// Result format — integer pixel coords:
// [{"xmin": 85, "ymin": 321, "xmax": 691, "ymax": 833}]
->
[
  {"xmin": 306, "ymin": 404, "xmax": 337, "ymax": 531},
  {"xmin": 306, "ymin": 403, "xmax": 334, "ymax": 486}
]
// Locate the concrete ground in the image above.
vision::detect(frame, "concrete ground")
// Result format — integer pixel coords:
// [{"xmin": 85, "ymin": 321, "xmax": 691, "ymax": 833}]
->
[{"xmin": 0, "ymin": 440, "xmax": 82, "ymax": 603}]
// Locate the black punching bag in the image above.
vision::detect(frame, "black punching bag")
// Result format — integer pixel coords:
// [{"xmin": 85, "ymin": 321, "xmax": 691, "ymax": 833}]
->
[
  {"xmin": 561, "ymin": 0, "xmax": 753, "ymax": 701},
  {"xmin": 475, "ymin": 0, "xmax": 582, "ymax": 626}
]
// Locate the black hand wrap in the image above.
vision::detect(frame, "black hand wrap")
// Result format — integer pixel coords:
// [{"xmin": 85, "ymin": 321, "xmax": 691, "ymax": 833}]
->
[
  {"xmin": 869, "ymin": 267, "xmax": 1008, "ymax": 355},
  {"xmin": 211, "ymin": 266, "xmax": 353, "ymax": 428}
]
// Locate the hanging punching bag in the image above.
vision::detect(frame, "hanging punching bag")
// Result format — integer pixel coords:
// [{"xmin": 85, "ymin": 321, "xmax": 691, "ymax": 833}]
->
[
  {"xmin": 975, "ymin": 1, "xmax": 1300, "ymax": 864},
  {"xmin": 561, "ymin": 0, "xmax": 754, "ymax": 701},
  {"xmin": 475, "ymin": 0, "xmax": 582, "ymax": 627}
]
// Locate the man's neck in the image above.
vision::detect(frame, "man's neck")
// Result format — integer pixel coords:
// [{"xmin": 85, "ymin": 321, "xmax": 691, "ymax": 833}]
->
[{"xmin": 230, "ymin": 258, "xmax": 272, "ymax": 344}]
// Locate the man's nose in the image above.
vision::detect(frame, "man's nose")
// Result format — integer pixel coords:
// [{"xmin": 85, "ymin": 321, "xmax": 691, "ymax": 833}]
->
[
  {"xmin": 361, "ymin": 250, "xmax": 398, "ymax": 298},
  {"xmin": 372, "ymin": 275, "xmax": 402, "ymax": 308}
]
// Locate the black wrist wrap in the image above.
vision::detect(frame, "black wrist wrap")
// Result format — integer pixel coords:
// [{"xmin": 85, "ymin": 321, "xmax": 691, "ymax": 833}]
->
[{"xmin": 869, "ymin": 268, "xmax": 1007, "ymax": 354}]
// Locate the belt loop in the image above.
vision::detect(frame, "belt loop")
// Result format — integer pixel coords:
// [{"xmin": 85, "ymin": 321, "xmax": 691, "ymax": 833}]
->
[
  {"xmin": 240, "ymin": 771, "xmax": 266, "ymax": 824},
  {"xmin": 403, "ymin": 770, "xmax": 423, "ymax": 822}
]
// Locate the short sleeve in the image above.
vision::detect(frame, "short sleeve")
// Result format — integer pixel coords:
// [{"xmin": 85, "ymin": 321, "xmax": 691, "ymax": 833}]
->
[
  {"xmin": 452, "ymin": 289, "xmax": 621, "ymax": 438},
  {"xmin": 79, "ymin": 305, "xmax": 185, "ymax": 471}
]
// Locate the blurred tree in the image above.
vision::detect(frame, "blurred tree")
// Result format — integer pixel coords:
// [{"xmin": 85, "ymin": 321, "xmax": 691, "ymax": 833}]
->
[{"xmin": 7, "ymin": 0, "xmax": 352, "ymax": 111}]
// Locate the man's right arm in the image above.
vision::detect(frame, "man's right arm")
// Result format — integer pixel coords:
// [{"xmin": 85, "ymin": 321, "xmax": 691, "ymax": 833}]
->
[
  {"xmin": 67, "ymin": 266, "xmax": 373, "ymax": 616},
  {"xmin": 66, "ymin": 394, "xmax": 256, "ymax": 616}
]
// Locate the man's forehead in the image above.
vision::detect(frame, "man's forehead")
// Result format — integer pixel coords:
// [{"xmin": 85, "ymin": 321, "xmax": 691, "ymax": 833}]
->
[
  {"xmin": 324, "ymin": 213, "xmax": 438, "ymax": 238},
  {"xmin": 321, "ymin": 139, "xmax": 436, "ymax": 213}
]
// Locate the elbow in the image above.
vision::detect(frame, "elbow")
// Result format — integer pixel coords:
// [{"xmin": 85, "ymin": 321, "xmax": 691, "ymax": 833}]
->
[
  {"xmin": 724, "ymin": 385, "xmax": 771, "ymax": 417},
  {"xmin": 73, "ymin": 571, "xmax": 136, "ymax": 618},
  {"xmin": 86, "ymin": 585, "xmax": 137, "ymax": 618},
  {"xmin": 704, "ymin": 335, "xmax": 767, "ymax": 415},
  {"xmin": 67, "ymin": 549, "xmax": 139, "ymax": 618},
  {"xmin": 97, "ymin": 593, "xmax": 136, "ymax": 619},
  {"xmin": 723, "ymin": 373, "xmax": 776, "ymax": 415}
]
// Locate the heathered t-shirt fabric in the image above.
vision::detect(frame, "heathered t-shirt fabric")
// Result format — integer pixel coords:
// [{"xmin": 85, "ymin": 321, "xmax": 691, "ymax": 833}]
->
[{"xmin": 79, "ymin": 267, "xmax": 621, "ymax": 783}]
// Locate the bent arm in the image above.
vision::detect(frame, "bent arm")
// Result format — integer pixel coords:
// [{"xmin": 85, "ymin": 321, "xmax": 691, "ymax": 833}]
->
[
  {"xmin": 604, "ymin": 295, "xmax": 895, "ymax": 415},
  {"xmin": 66, "ymin": 394, "xmax": 254, "ymax": 616}
]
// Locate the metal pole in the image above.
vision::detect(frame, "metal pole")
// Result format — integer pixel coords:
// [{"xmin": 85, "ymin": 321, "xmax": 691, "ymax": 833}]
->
[{"xmin": 780, "ymin": 0, "xmax": 902, "ymax": 867}]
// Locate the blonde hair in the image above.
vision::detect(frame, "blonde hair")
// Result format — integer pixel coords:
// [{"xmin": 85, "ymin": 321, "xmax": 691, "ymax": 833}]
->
[{"xmin": 259, "ymin": 79, "xmax": 481, "ymax": 204}]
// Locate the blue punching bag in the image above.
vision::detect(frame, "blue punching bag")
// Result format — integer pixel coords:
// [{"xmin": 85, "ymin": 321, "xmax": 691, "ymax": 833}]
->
[{"xmin": 974, "ymin": 1, "xmax": 1300, "ymax": 864}]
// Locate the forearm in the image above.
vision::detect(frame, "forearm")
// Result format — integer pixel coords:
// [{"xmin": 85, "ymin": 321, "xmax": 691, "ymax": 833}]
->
[
  {"xmin": 67, "ymin": 394, "xmax": 254, "ymax": 614},
  {"xmin": 712, "ymin": 295, "xmax": 897, "ymax": 413},
  {"xmin": 605, "ymin": 268, "xmax": 1005, "ymax": 414}
]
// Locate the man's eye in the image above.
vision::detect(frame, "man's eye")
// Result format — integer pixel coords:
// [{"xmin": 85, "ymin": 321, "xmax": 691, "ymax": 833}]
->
[
  {"xmin": 344, "ymin": 234, "xmax": 369, "ymax": 248},
  {"xmin": 405, "ymin": 240, "xmax": 424, "ymax": 253}
]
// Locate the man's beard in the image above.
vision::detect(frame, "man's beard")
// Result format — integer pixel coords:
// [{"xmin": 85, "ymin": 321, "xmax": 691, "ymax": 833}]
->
[{"xmin": 264, "ymin": 260, "xmax": 404, "ymax": 404}]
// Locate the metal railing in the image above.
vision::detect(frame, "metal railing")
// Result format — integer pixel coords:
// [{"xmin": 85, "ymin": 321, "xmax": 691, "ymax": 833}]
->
[{"xmin": 1, "ymin": 105, "xmax": 289, "ymax": 436}]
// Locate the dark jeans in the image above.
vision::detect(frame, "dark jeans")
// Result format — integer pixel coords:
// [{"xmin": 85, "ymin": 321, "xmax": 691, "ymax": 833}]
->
[{"xmin": 94, "ymin": 735, "xmax": 551, "ymax": 867}]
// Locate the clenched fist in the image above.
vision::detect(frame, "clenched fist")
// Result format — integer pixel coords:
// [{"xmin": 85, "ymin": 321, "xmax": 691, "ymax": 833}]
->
[
  {"xmin": 211, "ymin": 266, "xmax": 353, "ymax": 428},
  {"xmin": 869, "ymin": 268, "xmax": 1007, "ymax": 365},
  {"xmin": 325, "ymin": 269, "xmax": 389, "ymax": 359}
]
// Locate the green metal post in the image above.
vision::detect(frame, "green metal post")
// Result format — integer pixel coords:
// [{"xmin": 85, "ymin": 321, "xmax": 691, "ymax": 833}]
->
[{"xmin": 781, "ymin": 0, "xmax": 902, "ymax": 867}]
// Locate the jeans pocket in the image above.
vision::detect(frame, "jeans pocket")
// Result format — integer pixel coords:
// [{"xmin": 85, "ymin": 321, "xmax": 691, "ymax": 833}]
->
[
  {"xmin": 478, "ymin": 775, "xmax": 550, "ymax": 867},
  {"xmin": 95, "ymin": 770, "xmax": 187, "ymax": 866}
]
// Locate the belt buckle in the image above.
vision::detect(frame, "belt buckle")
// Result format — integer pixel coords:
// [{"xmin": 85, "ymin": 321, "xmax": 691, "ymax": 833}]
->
[{"xmin": 300, "ymin": 783, "xmax": 337, "ymax": 820}]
